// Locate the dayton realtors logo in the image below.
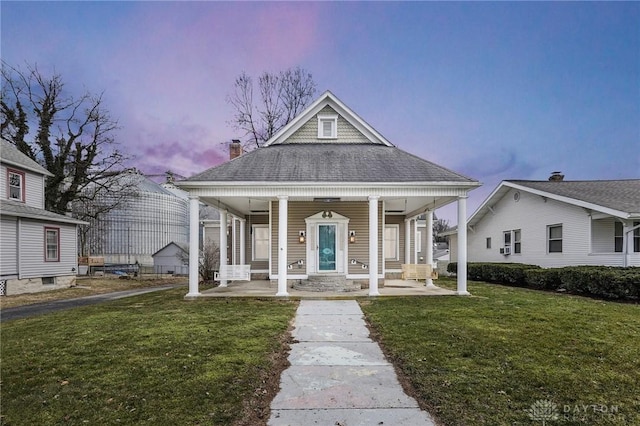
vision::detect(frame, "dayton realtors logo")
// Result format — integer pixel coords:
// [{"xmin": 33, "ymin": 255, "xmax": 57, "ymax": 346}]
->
[{"xmin": 527, "ymin": 400, "xmax": 559, "ymax": 425}]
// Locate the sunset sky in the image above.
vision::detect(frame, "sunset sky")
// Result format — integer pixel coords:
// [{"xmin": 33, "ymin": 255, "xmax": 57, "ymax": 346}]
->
[{"xmin": 2, "ymin": 1, "xmax": 638, "ymax": 224}]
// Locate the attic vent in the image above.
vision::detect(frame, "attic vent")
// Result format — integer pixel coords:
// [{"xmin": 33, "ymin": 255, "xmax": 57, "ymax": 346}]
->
[{"xmin": 318, "ymin": 114, "xmax": 338, "ymax": 139}]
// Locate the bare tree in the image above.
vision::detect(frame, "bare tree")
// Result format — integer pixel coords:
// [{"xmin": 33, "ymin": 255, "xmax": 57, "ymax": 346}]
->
[
  {"xmin": 1, "ymin": 61, "xmax": 132, "ymax": 215},
  {"xmin": 433, "ymin": 217, "xmax": 450, "ymax": 243},
  {"xmin": 227, "ymin": 66, "xmax": 316, "ymax": 148},
  {"xmin": 179, "ymin": 241, "xmax": 220, "ymax": 283}
]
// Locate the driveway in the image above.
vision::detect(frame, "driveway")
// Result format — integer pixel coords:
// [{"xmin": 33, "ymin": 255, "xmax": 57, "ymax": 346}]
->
[{"xmin": 0, "ymin": 284, "xmax": 180, "ymax": 322}]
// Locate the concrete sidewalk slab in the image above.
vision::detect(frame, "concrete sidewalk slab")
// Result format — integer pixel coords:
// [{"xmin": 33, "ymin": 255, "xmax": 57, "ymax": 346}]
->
[{"xmin": 268, "ymin": 300, "xmax": 436, "ymax": 426}]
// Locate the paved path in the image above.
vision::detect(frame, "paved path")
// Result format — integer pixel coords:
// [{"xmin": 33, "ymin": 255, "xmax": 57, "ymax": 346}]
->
[
  {"xmin": 269, "ymin": 300, "xmax": 436, "ymax": 426},
  {"xmin": 0, "ymin": 284, "xmax": 180, "ymax": 322}
]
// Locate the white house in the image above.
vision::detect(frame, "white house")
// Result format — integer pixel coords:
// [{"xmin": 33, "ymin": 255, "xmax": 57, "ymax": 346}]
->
[
  {"xmin": 447, "ymin": 178, "xmax": 640, "ymax": 268},
  {"xmin": 0, "ymin": 140, "xmax": 87, "ymax": 295},
  {"xmin": 177, "ymin": 91, "xmax": 480, "ymax": 297}
]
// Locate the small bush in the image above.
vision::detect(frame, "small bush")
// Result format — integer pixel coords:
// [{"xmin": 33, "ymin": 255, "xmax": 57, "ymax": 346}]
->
[{"xmin": 524, "ymin": 268, "xmax": 562, "ymax": 290}]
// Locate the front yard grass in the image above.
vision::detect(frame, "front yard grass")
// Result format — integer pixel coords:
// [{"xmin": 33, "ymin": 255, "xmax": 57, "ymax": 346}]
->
[
  {"xmin": 1, "ymin": 288, "xmax": 297, "ymax": 425},
  {"xmin": 361, "ymin": 278, "xmax": 640, "ymax": 425}
]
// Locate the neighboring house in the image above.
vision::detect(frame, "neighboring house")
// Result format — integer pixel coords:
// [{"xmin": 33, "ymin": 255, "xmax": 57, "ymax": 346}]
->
[
  {"xmin": 447, "ymin": 178, "xmax": 640, "ymax": 268},
  {"xmin": 152, "ymin": 242, "xmax": 189, "ymax": 275},
  {"xmin": 177, "ymin": 91, "xmax": 480, "ymax": 296},
  {"xmin": 0, "ymin": 140, "xmax": 87, "ymax": 295}
]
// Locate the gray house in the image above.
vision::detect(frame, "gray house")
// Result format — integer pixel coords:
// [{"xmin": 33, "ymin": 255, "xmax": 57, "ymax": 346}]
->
[
  {"xmin": 177, "ymin": 91, "xmax": 480, "ymax": 297},
  {"xmin": 448, "ymin": 178, "xmax": 640, "ymax": 268},
  {"xmin": 0, "ymin": 140, "xmax": 86, "ymax": 295}
]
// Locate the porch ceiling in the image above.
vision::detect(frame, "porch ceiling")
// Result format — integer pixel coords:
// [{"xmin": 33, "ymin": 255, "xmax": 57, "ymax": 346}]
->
[{"xmin": 197, "ymin": 193, "xmax": 460, "ymax": 219}]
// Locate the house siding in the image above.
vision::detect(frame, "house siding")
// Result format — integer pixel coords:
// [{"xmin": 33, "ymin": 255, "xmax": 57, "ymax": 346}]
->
[
  {"xmin": 19, "ymin": 219, "xmax": 79, "ymax": 278},
  {"xmin": 460, "ymin": 188, "xmax": 636, "ymax": 267},
  {"xmin": 1, "ymin": 216, "xmax": 18, "ymax": 276},
  {"xmin": 270, "ymin": 201, "xmax": 383, "ymax": 276},
  {"xmin": 285, "ymin": 105, "xmax": 372, "ymax": 144}
]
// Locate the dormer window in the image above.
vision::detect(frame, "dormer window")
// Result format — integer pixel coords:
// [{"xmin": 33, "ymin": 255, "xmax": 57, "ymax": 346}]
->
[
  {"xmin": 7, "ymin": 169, "xmax": 25, "ymax": 202},
  {"xmin": 317, "ymin": 114, "xmax": 338, "ymax": 139}
]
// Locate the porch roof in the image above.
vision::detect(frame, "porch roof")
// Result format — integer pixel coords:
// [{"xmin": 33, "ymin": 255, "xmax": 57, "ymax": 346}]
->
[{"xmin": 183, "ymin": 143, "xmax": 477, "ymax": 184}]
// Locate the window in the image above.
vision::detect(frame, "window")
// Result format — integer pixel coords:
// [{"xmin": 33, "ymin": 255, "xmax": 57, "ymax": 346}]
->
[
  {"xmin": 384, "ymin": 225, "xmax": 399, "ymax": 260},
  {"xmin": 42, "ymin": 277, "xmax": 55, "ymax": 285},
  {"xmin": 416, "ymin": 230, "xmax": 422, "ymax": 253},
  {"xmin": 634, "ymin": 222, "xmax": 640, "ymax": 253},
  {"xmin": 7, "ymin": 169, "xmax": 25, "ymax": 201},
  {"xmin": 513, "ymin": 229, "xmax": 521, "ymax": 254},
  {"xmin": 45, "ymin": 227, "xmax": 60, "ymax": 262},
  {"xmin": 614, "ymin": 221, "xmax": 624, "ymax": 252},
  {"xmin": 317, "ymin": 114, "xmax": 338, "ymax": 139},
  {"xmin": 503, "ymin": 231, "xmax": 511, "ymax": 251},
  {"xmin": 548, "ymin": 224, "xmax": 563, "ymax": 253},
  {"xmin": 252, "ymin": 225, "xmax": 269, "ymax": 261},
  {"xmin": 486, "ymin": 237, "xmax": 492, "ymax": 249}
]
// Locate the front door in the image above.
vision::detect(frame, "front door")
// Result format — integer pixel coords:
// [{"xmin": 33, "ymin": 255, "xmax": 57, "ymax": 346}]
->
[{"xmin": 318, "ymin": 224, "xmax": 336, "ymax": 272}]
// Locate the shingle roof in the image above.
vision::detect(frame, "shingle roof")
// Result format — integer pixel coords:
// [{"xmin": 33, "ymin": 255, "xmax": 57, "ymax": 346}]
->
[
  {"xmin": 185, "ymin": 144, "xmax": 477, "ymax": 184},
  {"xmin": 0, "ymin": 140, "xmax": 52, "ymax": 176},
  {"xmin": 0, "ymin": 199, "xmax": 88, "ymax": 225},
  {"xmin": 509, "ymin": 179, "xmax": 640, "ymax": 215}
]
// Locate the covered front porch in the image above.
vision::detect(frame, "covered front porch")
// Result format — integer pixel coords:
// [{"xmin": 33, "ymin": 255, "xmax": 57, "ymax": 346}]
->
[{"xmin": 191, "ymin": 277, "xmax": 457, "ymax": 299}]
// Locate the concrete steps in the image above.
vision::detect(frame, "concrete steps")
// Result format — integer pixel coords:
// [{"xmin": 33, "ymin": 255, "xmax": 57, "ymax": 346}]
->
[{"xmin": 293, "ymin": 275, "xmax": 361, "ymax": 292}]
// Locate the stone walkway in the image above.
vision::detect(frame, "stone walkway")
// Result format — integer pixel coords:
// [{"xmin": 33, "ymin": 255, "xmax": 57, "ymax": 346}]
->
[{"xmin": 268, "ymin": 300, "xmax": 436, "ymax": 425}]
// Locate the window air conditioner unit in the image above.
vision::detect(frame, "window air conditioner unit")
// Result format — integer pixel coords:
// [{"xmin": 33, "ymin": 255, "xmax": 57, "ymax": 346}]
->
[{"xmin": 503, "ymin": 246, "xmax": 511, "ymax": 255}]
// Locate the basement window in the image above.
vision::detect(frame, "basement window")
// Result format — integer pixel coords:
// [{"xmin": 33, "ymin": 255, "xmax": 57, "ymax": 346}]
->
[{"xmin": 317, "ymin": 114, "xmax": 338, "ymax": 139}]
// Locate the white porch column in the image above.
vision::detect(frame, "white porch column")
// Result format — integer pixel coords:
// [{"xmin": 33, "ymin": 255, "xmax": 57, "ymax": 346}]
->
[
  {"xmin": 231, "ymin": 217, "xmax": 237, "ymax": 265},
  {"xmin": 277, "ymin": 196, "xmax": 289, "ymax": 296},
  {"xmin": 369, "ymin": 196, "xmax": 380, "ymax": 296},
  {"xmin": 404, "ymin": 219, "xmax": 411, "ymax": 264},
  {"xmin": 219, "ymin": 210, "xmax": 228, "ymax": 287},
  {"xmin": 187, "ymin": 195, "xmax": 200, "ymax": 297},
  {"xmin": 425, "ymin": 211, "xmax": 436, "ymax": 287},
  {"xmin": 240, "ymin": 218, "xmax": 246, "ymax": 265},
  {"xmin": 457, "ymin": 196, "xmax": 470, "ymax": 295}
]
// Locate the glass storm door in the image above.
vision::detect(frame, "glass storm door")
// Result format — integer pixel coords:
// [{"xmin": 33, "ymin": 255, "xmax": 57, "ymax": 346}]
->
[{"xmin": 318, "ymin": 224, "xmax": 336, "ymax": 271}]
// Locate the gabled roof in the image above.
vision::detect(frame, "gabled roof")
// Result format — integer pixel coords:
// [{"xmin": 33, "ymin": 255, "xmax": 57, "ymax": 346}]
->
[
  {"xmin": 184, "ymin": 143, "xmax": 476, "ymax": 184},
  {"xmin": 152, "ymin": 241, "xmax": 189, "ymax": 257},
  {"xmin": 0, "ymin": 199, "xmax": 88, "ymax": 225},
  {"xmin": 0, "ymin": 140, "xmax": 52, "ymax": 176},
  {"xmin": 469, "ymin": 179, "xmax": 640, "ymax": 226},
  {"xmin": 264, "ymin": 90, "xmax": 393, "ymax": 147}
]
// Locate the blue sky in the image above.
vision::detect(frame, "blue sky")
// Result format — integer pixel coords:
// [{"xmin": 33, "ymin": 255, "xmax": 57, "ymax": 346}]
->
[{"xmin": 2, "ymin": 1, "xmax": 638, "ymax": 224}]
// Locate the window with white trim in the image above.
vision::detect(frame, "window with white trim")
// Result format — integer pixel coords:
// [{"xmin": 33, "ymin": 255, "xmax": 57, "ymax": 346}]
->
[
  {"xmin": 252, "ymin": 225, "xmax": 269, "ymax": 261},
  {"xmin": 317, "ymin": 114, "xmax": 338, "ymax": 139},
  {"xmin": 45, "ymin": 227, "xmax": 60, "ymax": 262},
  {"xmin": 513, "ymin": 229, "xmax": 521, "ymax": 254},
  {"xmin": 548, "ymin": 224, "xmax": 563, "ymax": 253},
  {"xmin": 7, "ymin": 169, "xmax": 25, "ymax": 201},
  {"xmin": 416, "ymin": 230, "xmax": 422, "ymax": 253},
  {"xmin": 614, "ymin": 222, "xmax": 624, "ymax": 252},
  {"xmin": 634, "ymin": 222, "xmax": 640, "ymax": 253},
  {"xmin": 486, "ymin": 237, "xmax": 492, "ymax": 249},
  {"xmin": 384, "ymin": 225, "xmax": 399, "ymax": 260}
]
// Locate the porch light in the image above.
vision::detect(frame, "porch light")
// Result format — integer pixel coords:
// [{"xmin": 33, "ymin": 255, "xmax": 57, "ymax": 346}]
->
[
  {"xmin": 349, "ymin": 230, "xmax": 356, "ymax": 243},
  {"xmin": 299, "ymin": 231, "xmax": 306, "ymax": 243}
]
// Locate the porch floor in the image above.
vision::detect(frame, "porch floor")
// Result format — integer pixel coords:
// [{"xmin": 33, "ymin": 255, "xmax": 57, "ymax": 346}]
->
[{"xmin": 194, "ymin": 279, "xmax": 456, "ymax": 299}]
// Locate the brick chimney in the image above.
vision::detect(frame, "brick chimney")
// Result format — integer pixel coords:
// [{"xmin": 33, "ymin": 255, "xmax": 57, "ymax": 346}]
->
[
  {"xmin": 549, "ymin": 171, "xmax": 565, "ymax": 181},
  {"xmin": 230, "ymin": 139, "xmax": 242, "ymax": 160}
]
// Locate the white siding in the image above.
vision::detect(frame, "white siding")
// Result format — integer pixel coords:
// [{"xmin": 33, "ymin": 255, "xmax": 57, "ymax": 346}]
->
[
  {"xmin": 591, "ymin": 218, "xmax": 616, "ymax": 253},
  {"xmin": 465, "ymin": 188, "xmax": 630, "ymax": 267},
  {"xmin": 1, "ymin": 216, "xmax": 18, "ymax": 276},
  {"xmin": 19, "ymin": 219, "xmax": 78, "ymax": 278}
]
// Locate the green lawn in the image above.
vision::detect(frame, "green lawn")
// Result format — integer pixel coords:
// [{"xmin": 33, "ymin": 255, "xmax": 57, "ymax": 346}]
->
[
  {"xmin": 361, "ymin": 278, "xmax": 640, "ymax": 425},
  {"xmin": 1, "ymin": 289, "xmax": 297, "ymax": 425}
]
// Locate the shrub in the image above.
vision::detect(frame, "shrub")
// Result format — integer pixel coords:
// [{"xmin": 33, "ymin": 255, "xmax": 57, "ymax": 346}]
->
[
  {"xmin": 448, "ymin": 262, "xmax": 639, "ymax": 301},
  {"xmin": 524, "ymin": 268, "xmax": 562, "ymax": 290}
]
